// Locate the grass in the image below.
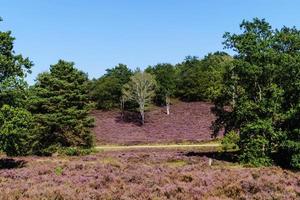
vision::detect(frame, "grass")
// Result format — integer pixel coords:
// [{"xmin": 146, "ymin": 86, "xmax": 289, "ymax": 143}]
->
[
  {"xmin": 165, "ymin": 160, "xmax": 188, "ymax": 168},
  {"xmin": 95, "ymin": 141, "xmax": 221, "ymax": 151}
]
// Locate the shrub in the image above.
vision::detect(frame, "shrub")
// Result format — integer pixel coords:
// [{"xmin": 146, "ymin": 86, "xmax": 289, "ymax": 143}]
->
[
  {"xmin": 0, "ymin": 105, "xmax": 35, "ymax": 156},
  {"xmin": 59, "ymin": 147, "xmax": 94, "ymax": 156},
  {"xmin": 221, "ymin": 130, "xmax": 240, "ymax": 151}
]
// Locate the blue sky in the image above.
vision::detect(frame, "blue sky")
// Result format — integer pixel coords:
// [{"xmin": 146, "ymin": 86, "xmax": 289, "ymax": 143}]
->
[{"xmin": 1, "ymin": 0, "xmax": 300, "ymax": 84}]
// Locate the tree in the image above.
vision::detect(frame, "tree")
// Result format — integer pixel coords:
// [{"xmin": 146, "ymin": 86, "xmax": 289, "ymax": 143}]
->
[
  {"xmin": 176, "ymin": 53, "xmax": 230, "ymax": 102},
  {"xmin": 0, "ymin": 17, "xmax": 34, "ymax": 156},
  {"xmin": 213, "ymin": 18, "xmax": 300, "ymax": 168},
  {"xmin": 89, "ymin": 64, "xmax": 132, "ymax": 109},
  {"xmin": 122, "ymin": 72, "xmax": 156, "ymax": 124},
  {"xmin": 27, "ymin": 60, "xmax": 94, "ymax": 155},
  {"xmin": 146, "ymin": 63, "xmax": 176, "ymax": 114},
  {"xmin": 0, "ymin": 17, "xmax": 32, "ymax": 107},
  {"xmin": 0, "ymin": 17, "xmax": 32, "ymax": 82}
]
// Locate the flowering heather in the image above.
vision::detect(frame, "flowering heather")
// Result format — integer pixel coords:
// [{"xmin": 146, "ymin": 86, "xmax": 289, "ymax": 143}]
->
[
  {"xmin": 92, "ymin": 101, "xmax": 217, "ymax": 145},
  {"xmin": 0, "ymin": 149, "xmax": 299, "ymax": 200}
]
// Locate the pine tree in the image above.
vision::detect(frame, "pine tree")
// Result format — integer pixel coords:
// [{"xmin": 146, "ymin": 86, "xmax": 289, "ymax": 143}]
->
[{"xmin": 27, "ymin": 60, "xmax": 94, "ymax": 154}]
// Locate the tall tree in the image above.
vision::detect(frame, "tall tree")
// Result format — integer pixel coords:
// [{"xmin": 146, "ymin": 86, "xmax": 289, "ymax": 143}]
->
[
  {"xmin": 146, "ymin": 63, "xmax": 176, "ymax": 114},
  {"xmin": 213, "ymin": 18, "xmax": 300, "ymax": 168},
  {"xmin": 27, "ymin": 60, "xmax": 94, "ymax": 155},
  {"xmin": 176, "ymin": 53, "xmax": 230, "ymax": 102},
  {"xmin": 122, "ymin": 72, "xmax": 156, "ymax": 124},
  {"xmin": 0, "ymin": 17, "xmax": 32, "ymax": 107},
  {"xmin": 89, "ymin": 64, "xmax": 132, "ymax": 109}
]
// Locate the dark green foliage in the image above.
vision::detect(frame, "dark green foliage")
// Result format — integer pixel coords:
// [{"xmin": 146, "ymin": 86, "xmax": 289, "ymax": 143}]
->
[
  {"xmin": 0, "ymin": 18, "xmax": 32, "ymax": 108},
  {"xmin": 146, "ymin": 63, "xmax": 176, "ymax": 105},
  {"xmin": 213, "ymin": 18, "xmax": 300, "ymax": 169},
  {"xmin": 89, "ymin": 64, "xmax": 132, "ymax": 109},
  {"xmin": 0, "ymin": 18, "xmax": 32, "ymax": 82},
  {"xmin": 0, "ymin": 105, "xmax": 35, "ymax": 156},
  {"xmin": 0, "ymin": 18, "xmax": 35, "ymax": 156},
  {"xmin": 27, "ymin": 60, "xmax": 94, "ymax": 155},
  {"xmin": 0, "ymin": 77, "xmax": 29, "ymax": 107},
  {"xmin": 176, "ymin": 53, "xmax": 231, "ymax": 101}
]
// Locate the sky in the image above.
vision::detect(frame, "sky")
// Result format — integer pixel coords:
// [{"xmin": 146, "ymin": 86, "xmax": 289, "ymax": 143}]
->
[{"xmin": 1, "ymin": 0, "xmax": 300, "ymax": 84}]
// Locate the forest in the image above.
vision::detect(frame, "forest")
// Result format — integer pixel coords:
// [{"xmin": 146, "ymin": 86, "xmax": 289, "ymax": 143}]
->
[{"xmin": 1, "ymin": 17, "xmax": 300, "ymax": 199}]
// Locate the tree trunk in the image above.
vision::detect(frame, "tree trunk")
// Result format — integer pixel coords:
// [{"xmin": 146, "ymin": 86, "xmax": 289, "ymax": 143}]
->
[
  {"xmin": 141, "ymin": 109, "xmax": 145, "ymax": 125},
  {"xmin": 140, "ymin": 103, "xmax": 145, "ymax": 125},
  {"xmin": 120, "ymin": 97, "xmax": 125, "ymax": 120},
  {"xmin": 166, "ymin": 96, "xmax": 170, "ymax": 115}
]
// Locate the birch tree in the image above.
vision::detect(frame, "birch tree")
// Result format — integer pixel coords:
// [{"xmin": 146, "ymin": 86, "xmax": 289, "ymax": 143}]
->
[{"xmin": 122, "ymin": 72, "xmax": 156, "ymax": 124}]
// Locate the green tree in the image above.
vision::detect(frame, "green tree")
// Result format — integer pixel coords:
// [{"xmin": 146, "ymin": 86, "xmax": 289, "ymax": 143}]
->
[
  {"xmin": 146, "ymin": 63, "xmax": 176, "ymax": 114},
  {"xmin": 27, "ymin": 60, "xmax": 94, "ymax": 155},
  {"xmin": 213, "ymin": 18, "xmax": 300, "ymax": 168},
  {"xmin": 0, "ymin": 17, "xmax": 32, "ymax": 107},
  {"xmin": 176, "ymin": 53, "xmax": 230, "ymax": 102},
  {"xmin": 122, "ymin": 71, "xmax": 156, "ymax": 124},
  {"xmin": 89, "ymin": 64, "xmax": 132, "ymax": 109}
]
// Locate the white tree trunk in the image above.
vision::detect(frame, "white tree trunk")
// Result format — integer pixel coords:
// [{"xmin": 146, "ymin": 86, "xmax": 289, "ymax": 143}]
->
[{"xmin": 166, "ymin": 96, "xmax": 170, "ymax": 115}]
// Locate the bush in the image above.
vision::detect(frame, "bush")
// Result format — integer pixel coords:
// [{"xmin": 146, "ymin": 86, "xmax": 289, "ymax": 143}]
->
[
  {"xmin": 221, "ymin": 131, "xmax": 240, "ymax": 151},
  {"xmin": 0, "ymin": 105, "xmax": 35, "ymax": 156},
  {"xmin": 239, "ymin": 136, "xmax": 272, "ymax": 167},
  {"xmin": 58, "ymin": 147, "xmax": 94, "ymax": 156}
]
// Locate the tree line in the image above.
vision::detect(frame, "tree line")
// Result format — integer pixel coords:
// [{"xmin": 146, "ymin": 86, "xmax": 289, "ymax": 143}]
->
[{"xmin": 0, "ymin": 17, "xmax": 300, "ymax": 169}]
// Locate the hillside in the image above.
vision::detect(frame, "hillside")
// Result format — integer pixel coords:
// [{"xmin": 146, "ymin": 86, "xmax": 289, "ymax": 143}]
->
[{"xmin": 92, "ymin": 101, "xmax": 217, "ymax": 145}]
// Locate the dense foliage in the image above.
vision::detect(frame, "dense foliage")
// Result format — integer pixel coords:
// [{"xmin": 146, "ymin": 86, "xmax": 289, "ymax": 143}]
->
[
  {"xmin": 146, "ymin": 63, "xmax": 177, "ymax": 106},
  {"xmin": 176, "ymin": 53, "xmax": 231, "ymax": 101},
  {"xmin": 27, "ymin": 60, "xmax": 94, "ymax": 155},
  {"xmin": 0, "ymin": 105, "xmax": 35, "ymax": 156},
  {"xmin": 0, "ymin": 18, "xmax": 34, "ymax": 156},
  {"xmin": 213, "ymin": 18, "xmax": 300, "ymax": 168},
  {"xmin": 89, "ymin": 64, "xmax": 132, "ymax": 109}
]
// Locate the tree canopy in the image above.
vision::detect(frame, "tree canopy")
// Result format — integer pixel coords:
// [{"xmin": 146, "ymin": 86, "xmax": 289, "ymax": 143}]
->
[
  {"xmin": 213, "ymin": 18, "xmax": 300, "ymax": 168},
  {"xmin": 27, "ymin": 60, "xmax": 94, "ymax": 155}
]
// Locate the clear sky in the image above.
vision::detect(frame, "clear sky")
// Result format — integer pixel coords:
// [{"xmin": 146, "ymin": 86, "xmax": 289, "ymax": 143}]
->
[{"xmin": 1, "ymin": 0, "xmax": 300, "ymax": 84}]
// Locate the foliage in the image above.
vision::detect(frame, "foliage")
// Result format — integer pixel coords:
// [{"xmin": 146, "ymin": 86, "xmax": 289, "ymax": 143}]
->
[
  {"xmin": 0, "ymin": 105, "xmax": 35, "ymax": 156},
  {"xmin": 213, "ymin": 18, "xmax": 300, "ymax": 168},
  {"xmin": 176, "ymin": 53, "xmax": 231, "ymax": 101},
  {"xmin": 0, "ymin": 18, "xmax": 32, "ymax": 84},
  {"xmin": 0, "ymin": 18, "xmax": 34, "ymax": 156},
  {"xmin": 58, "ymin": 146, "xmax": 94, "ymax": 156},
  {"xmin": 122, "ymin": 71, "xmax": 156, "ymax": 124},
  {"xmin": 146, "ymin": 63, "xmax": 177, "ymax": 105},
  {"xmin": 0, "ymin": 76, "xmax": 29, "ymax": 108},
  {"xmin": 89, "ymin": 64, "xmax": 132, "ymax": 109},
  {"xmin": 221, "ymin": 130, "xmax": 240, "ymax": 151},
  {"xmin": 27, "ymin": 60, "xmax": 94, "ymax": 155}
]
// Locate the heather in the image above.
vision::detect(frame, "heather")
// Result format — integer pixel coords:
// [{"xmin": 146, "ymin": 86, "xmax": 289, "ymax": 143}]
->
[
  {"xmin": 92, "ymin": 101, "xmax": 216, "ymax": 145},
  {"xmin": 0, "ymin": 149, "xmax": 299, "ymax": 200}
]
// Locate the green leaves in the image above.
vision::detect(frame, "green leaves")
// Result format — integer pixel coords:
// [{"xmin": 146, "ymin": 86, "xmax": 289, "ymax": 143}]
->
[
  {"xmin": 214, "ymin": 18, "xmax": 300, "ymax": 169},
  {"xmin": 89, "ymin": 64, "xmax": 133, "ymax": 109},
  {"xmin": 0, "ymin": 105, "xmax": 35, "ymax": 156}
]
